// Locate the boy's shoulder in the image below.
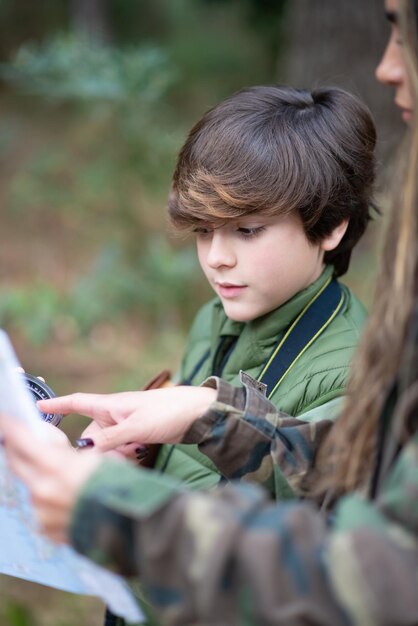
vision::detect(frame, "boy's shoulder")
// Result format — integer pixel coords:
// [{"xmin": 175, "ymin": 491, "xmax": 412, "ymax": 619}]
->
[
  {"xmin": 271, "ymin": 283, "xmax": 367, "ymax": 415},
  {"xmin": 337, "ymin": 284, "xmax": 367, "ymax": 333}
]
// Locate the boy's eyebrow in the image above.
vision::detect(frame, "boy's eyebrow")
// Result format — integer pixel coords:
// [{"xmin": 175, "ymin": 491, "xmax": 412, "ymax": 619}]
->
[{"xmin": 385, "ymin": 10, "xmax": 398, "ymax": 24}]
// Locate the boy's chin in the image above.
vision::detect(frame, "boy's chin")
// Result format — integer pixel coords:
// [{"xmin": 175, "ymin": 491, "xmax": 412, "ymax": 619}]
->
[{"xmin": 221, "ymin": 303, "xmax": 273, "ymax": 323}]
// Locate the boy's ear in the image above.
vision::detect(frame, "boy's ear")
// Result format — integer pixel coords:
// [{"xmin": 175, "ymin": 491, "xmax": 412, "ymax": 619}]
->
[{"xmin": 320, "ymin": 219, "xmax": 349, "ymax": 252}]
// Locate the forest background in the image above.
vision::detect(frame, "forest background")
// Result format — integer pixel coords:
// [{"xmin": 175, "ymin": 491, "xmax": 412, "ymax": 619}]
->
[{"xmin": 0, "ymin": 0, "xmax": 405, "ymax": 624}]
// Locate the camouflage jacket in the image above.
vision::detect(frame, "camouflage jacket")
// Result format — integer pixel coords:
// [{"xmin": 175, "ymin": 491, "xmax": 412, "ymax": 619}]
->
[{"xmin": 71, "ymin": 376, "xmax": 418, "ymax": 625}]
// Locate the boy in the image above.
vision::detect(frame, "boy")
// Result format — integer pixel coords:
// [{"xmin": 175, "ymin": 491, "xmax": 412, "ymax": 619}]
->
[
  {"xmin": 45, "ymin": 87, "xmax": 376, "ymax": 626},
  {"xmin": 153, "ymin": 85, "xmax": 376, "ymax": 490},
  {"xmin": 47, "ymin": 85, "xmax": 377, "ymax": 626}
]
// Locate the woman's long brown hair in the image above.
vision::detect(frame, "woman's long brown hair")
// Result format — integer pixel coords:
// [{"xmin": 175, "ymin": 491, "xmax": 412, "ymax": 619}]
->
[{"xmin": 316, "ymin": 0, "xmax": 418, "ymax": 494}]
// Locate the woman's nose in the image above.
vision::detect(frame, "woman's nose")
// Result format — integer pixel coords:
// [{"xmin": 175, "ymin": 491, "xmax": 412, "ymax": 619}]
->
[
  {"xmin": 206, "ymin": 233, "xmax": 237, "ymax": 268},
  {"xmin": 375, "ymin": 39, "xmax": 404, "ymax": 87}
]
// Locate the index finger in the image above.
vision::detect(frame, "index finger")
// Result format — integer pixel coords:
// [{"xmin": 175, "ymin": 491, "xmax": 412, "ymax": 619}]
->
[{"xmin": 37, "ymin": 393, "xmax": 112, "ymax": 420}]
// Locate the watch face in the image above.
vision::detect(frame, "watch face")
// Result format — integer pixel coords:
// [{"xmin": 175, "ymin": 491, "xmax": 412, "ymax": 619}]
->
[{"xmin": 23, "ymin": 373, "xmax": 63, "ymax": 427}]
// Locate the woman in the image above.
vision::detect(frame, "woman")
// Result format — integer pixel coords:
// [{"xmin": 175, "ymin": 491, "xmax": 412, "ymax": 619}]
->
[{"xmin": 1, "ymin": 0, "xmax": 418, "ymax": 624}]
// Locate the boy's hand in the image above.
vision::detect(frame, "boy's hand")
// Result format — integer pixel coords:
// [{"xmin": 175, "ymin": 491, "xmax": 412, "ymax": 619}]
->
[{"xmin": 37, "ymin": 386, "xmax": 216, "ymax": 453}]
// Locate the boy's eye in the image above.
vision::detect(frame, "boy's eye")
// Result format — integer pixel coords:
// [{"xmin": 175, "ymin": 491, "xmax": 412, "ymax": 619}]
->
[{"xmin": 237, "ymin": 226, "xmax": 266, "ymax": 238}]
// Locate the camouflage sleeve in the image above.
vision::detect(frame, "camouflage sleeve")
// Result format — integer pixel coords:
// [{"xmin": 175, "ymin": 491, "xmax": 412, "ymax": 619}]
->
[
  {"xmin": 182, "ymin": 375, "xmax": 334, "ymax": 497},
  {"xmin": 71, "ymin": 432, "xmax": 418, "ymax": 626}
]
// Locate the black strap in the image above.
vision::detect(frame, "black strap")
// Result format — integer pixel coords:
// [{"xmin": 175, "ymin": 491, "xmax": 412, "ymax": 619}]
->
[{"xmin": 257, "ymin": 277, "xmax": 344, "ymax": 399}]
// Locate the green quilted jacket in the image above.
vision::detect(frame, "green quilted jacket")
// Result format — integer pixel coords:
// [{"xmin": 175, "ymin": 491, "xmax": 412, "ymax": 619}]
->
[{"xmin": 154, "ymin": 265, "xmax": 366, "ymax": 489}]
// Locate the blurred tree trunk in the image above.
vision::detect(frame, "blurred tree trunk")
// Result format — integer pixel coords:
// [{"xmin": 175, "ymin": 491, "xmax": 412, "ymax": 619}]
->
[
  {"xmin": 281, "ymin": 0, "xmax": 403, "ymax": 158},
  {"xmin": 70, "ymin": 0, "xmax": 112, "ymax": 44}
]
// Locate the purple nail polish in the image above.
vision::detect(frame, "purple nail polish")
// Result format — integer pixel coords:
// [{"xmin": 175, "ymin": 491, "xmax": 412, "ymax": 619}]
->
[
  {"xmin": 135, "ymin": 445, "xmax": 149, "ymax": 460},
  {"xmin": 76, "ymin": 438, "xmax": 95, "ymax": 449}
]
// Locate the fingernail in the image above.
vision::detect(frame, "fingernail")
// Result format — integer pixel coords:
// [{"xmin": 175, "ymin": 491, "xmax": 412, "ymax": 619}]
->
[
  {"xmin": 76, "ymin": 438, "xmax": 95, "ymax": 449},
  {"xmin": 135, "ymin": 445, "xmax": 149, "ymax": 460}
]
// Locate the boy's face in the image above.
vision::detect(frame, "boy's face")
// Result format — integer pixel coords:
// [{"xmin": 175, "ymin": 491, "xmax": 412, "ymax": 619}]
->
[
  {"xmin": 195, "ymin": 213, "xmax": 328, "ymax": 322},
  {"xmin": 375, "ymin": 0, "xmax": 414, "ymax": 122}
]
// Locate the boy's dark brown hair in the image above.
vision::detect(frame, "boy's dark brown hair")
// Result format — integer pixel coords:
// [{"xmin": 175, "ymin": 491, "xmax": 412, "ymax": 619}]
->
[{"xmin": 168, "ymin": 85, "xmax": 376, "ymax": 276}]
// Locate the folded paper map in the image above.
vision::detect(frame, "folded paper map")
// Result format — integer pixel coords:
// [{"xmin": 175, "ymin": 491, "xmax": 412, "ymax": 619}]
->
[{"xmin": 0, "ymin": 329, "xmax": 143, "ymax": 623}]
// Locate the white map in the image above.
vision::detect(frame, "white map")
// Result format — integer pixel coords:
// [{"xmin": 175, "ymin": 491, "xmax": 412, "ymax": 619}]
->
[{"xmin": 0, "ymin": 330, "xmax": 144, "ymax": 623}]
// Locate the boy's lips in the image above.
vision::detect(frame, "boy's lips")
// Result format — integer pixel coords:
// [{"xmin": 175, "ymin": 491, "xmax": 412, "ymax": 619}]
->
[{"xmin": 216, "ymin": 282, "xmax": 247, "ymax": 298}]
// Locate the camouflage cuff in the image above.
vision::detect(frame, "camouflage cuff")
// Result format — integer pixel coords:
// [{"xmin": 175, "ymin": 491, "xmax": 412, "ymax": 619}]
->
[
  {"xmin": 182, "ymin": 376, "xmax": 246, "ymax": 444},
  {"xmin": 203, "ymin": 376, "xmax": 248, "ymax": 409},
  {"xmin": 182, "ymin": 373, "xmax": 278, "ymax": 445}
]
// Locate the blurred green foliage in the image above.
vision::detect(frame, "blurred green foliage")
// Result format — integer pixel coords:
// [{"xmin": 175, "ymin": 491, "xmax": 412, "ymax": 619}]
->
[
  {"xmin": 1, "ymin": 602, "xmax": 33, "ymax": 626},
  {"xmin": 70, "ymin": 237, "xmax": 201, "ymax": 332},
  {"xmin": 1, "ymin": 35, "xmax": 175, "ymax": 101},
  {"xmin": 0, "ymin": 238, "xmax": 201, "ymax": 343},
  {"xmin": 0, "ymin": 33, "xmax": 189, "ymax": 343}
]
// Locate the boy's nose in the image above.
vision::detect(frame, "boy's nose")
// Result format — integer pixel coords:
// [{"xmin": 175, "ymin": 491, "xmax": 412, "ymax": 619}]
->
[{"xmin": 206, "ymin": 233, "xmax": 236, "ymax": 268}]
